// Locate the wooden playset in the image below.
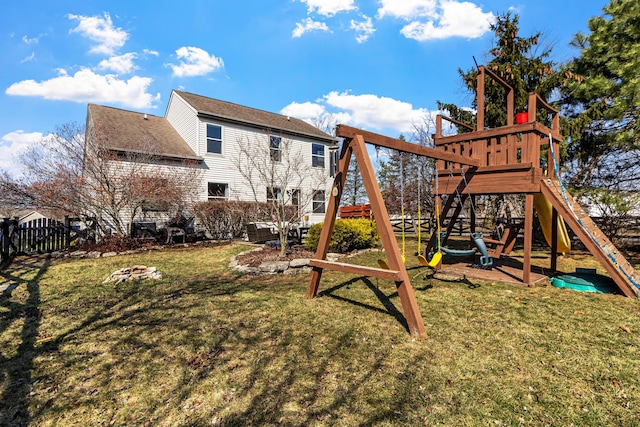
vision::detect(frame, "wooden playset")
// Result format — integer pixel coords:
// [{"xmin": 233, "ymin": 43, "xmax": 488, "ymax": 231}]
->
[{"xmin": 306, "ymin": 65, "xmax": 640, "ymax": 338}]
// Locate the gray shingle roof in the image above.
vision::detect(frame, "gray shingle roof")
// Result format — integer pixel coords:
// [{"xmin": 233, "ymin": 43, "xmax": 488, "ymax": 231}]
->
[
  {"xmin": 87, "ymin": 104, "xmax": 202, "ymax": 161},
  {"xmin": 174, "ymin": 90, "xmax": 335, "ymax": 142}
]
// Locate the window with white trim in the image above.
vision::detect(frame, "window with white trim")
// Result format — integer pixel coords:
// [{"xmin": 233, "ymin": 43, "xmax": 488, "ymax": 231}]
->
[
  {"xmin": 270, "ymin": 136, "xmax": 281, "ymax": 162},
  {"xmin": 312, "ymin": 190, "xmax": 326, "ymax": 213},
  {"xmin": 312, "ymin": 143, "xmax": 325, "ymax": 168},
  {"xmin": 207, "ymin": 124, "xmax": 222, "ymax": 154},
  {"xmin": 266, "ymin": 187, "xmax": 282, "ymax": 203},
  {"xmin": 208, "ymin": 182, "xmax": 228, "ymax": 201}
]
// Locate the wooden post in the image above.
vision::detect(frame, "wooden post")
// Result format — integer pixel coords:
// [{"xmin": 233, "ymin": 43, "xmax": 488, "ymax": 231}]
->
[
  {"xmin": 528, "ymin": 92, "xmax": 537, "ymax": 124},
  {"xmin": 551, "ymin": 208, "xmax": 558, "ymax": 272},
  {"xmin": 65, "ymin": 216, "xmax": 72, "ymax": 248},
  {"xmin": 306, "ymin": 141, "xmax": 352, "ymax": 299},
  {"xmin": 350, "ymin": 135, "xmax": 426, "ymax": 337},
  {"xmin": 1, "ymin": 218, "xmax": 9, "ymax": 262},
  {"xmin": 506, "ymin": 87, "xmax": 514, "ymax": 126},
  {"xmin": 477, "ymin": 67, "xmax": 485, "ymax": 131},
  {"xmin": 523, "ymin": 194, "xmax": 534, "ymax": 285}
]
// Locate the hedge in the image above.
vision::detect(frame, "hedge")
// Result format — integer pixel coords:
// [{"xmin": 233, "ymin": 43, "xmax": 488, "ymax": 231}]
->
[{"xmin": 193, "ymin": 200, "xmax": 297, "ymax": 240}]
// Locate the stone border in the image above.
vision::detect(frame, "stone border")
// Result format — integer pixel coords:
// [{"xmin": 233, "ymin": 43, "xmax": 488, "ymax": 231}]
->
[{"xmin": 229, "ymin": 247, "xmax": 344, "ymax": 275}]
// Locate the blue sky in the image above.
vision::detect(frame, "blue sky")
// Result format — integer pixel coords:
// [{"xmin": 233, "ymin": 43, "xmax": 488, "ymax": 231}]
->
[{"xmin": 1, "ymin": 0, "xmax": 607, "ymax": 177}]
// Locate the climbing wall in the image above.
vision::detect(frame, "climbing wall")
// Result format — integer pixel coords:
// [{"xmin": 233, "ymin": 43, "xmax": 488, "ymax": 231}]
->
[{"xmin": 540, "ymin": 179, "xmax": 640, "ymax": 297}]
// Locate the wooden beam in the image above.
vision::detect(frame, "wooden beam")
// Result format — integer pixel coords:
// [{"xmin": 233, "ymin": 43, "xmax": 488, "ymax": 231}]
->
[
  {"xmin": 336, "ymin": 124, "xmax": 481, "ymax": 167},
  {"xmin": 523, "ymin": 194, "xmax": 534, "ymax": 285},
  {"xmin": 309, "ymin": 259, "xmax": 402, "ymax": 281},
  {"xmin": 306, "ymin": 142, "xmax": 352, "ymax": 299},
  {"xmin": 351, "ymin": 135, "xmax": 427, "ymax": 337}
]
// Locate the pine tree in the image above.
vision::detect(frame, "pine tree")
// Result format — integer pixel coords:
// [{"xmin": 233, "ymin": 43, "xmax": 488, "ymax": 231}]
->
[
  {"xmin": 560, "ymin": 0, "xmax": 640, "ymax": 191},
  {"xmin": 440, "ymin": 12, "xmax": 561, "ymax": 130}
]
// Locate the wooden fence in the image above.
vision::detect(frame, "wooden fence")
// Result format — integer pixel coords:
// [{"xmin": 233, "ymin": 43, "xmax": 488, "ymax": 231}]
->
[{"xmin": 1, "ymin": 216, "xmax": 85, "ymax": 268}]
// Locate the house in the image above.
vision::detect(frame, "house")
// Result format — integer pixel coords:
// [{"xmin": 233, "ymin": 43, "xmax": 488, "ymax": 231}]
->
[{"xmin": 85, "ymin": 90, "xmax": 337, "ymax": 232}]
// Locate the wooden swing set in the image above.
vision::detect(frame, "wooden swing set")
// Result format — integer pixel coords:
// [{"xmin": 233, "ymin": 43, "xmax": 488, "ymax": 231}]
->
[{"xmin": 306, "ymin": 65, "xmax": 640, "ymax": 338}]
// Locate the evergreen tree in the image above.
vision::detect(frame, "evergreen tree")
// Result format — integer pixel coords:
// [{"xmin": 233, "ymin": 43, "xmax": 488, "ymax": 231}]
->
[
  {"xmin": 440, "ymin": 12, "xmax": 561, "ymax": 130},
  {"xmin": 560, "ymin": 0, "xmax": 640, "ymax": 191}
]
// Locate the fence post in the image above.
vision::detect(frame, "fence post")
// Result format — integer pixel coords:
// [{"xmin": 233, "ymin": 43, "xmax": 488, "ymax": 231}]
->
[
  {"xmin": 65, "ymin": 216, "xmax": 71, "ymax": 248},
  {"xmin": 1, "ymin": 218, "xmax": 9, "ymax": 264}
]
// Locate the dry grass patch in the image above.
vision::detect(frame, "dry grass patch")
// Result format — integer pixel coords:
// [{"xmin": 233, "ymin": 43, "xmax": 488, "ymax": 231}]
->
[{"xmin": 0, "ymin": 242, "xmax": 639, "ymax": 426}]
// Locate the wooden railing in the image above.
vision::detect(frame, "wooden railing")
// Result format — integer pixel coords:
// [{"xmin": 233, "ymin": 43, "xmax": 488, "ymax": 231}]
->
[{"xmin": 434, "ymin": 65, "xmax": 562, "ymax": 177}]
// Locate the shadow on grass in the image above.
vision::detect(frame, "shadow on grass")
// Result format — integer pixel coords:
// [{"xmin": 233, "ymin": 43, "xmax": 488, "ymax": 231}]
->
[
  {"xmin": 0, "ymin": 253, "xmax": 435, "ymax": 425},
  {"xmin": 0, "ymin": 255, "xmax": 50, "ymax": 427},
  {"xmin": 318, "ymin": 276, "xmax": 409, "ymax": 333}
]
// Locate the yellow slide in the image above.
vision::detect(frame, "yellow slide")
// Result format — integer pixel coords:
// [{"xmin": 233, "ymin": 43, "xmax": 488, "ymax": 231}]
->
[{"xmin": 533, "ymin": 193, "xmax": 571, "ymax": 253}]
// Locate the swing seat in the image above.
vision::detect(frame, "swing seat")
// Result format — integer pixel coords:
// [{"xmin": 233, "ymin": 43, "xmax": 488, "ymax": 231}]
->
[
  {"xmin": 419, "ymin": 252, "xmax": 441, "ymax": 267},
  {"xmin": 440, "ymin": 247, "xmax": 477, "ymax": 257},
  {"xmin": 438, "ymin": 232, "xmax": 493, "ymax": 268}
]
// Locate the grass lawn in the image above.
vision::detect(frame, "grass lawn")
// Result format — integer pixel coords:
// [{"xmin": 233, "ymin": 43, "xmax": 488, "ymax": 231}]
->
[{"xmin": 1, "ymin": 241, "xmax": 639, "ymax": 426}]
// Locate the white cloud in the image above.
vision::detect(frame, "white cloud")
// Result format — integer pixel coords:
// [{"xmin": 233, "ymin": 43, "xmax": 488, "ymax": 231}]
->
[
  {"xmin": 377, "ymin": 0, "xmax": 438, "ymax": 19},
  {"xmin": 283, "ymin": 92, "xmax": 434, "ymax": 134},
  {"xmin": 68, "ymin": 12, "xmax": 128, "ymax": 55},
  {"xmin": 21, "ymin": 52, "xmax": 36, "ymax": 63},
  {"xmin": 323, "ymin": 91, "xmax": 432, "ymax": 133},
  {"xmin": 401, "ymin": 1, "xmax": 494, "ymax": 40},
  {"xmin": 5, "ymin": 68, "xmax": 159, "ymax": 109},
  {"xmin": 0, "ymin": 131, "xmax": 50, "ymax": 178},
  {"xmin": 97, "ymin": 52, "xmax": 138, "ymax": 74},
  {"xmin": 350, "ymin": 15, "xmax": 376, "ymax": 43},
  {"xmin": 378, "ymin": 0, "xmax": 494, "ymax": 41},
  {"xmin": 292, "ymin": 18, "xmax": 330, "ymax": 38},
  {"xmin": 280, "ymin": 101, "xmax": 351, "ymax": 130},
  {"xmin": 167, "ymin": 46, "xmax": 224, "ymax": 77},
  {"xmin": 143, "ymin": 49, "xmax": 160, "ymax": 57},
  {"xmin": 298, "ymin": 0, "xmax": 356, "ymax": 17},
  {"xmin": 281, "ymin": 101, "xmax": 326, "ymax": 119},
  {"xmin": 22, "ymin": 35, "xmax": 39, "ymax": 44}
]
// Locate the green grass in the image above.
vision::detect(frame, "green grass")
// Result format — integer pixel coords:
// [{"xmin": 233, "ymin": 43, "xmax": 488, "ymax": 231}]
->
[{"xmin": 1, "ymin": 242, "xmax": 639, "ymax": 426}]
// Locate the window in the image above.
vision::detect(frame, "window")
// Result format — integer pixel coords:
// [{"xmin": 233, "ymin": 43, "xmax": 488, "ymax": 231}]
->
[
  {"xmin": 208, "ymin": 182, "xmax": 228, "ymax": 201},
  {"xmin": 312, "ymin": 143, "xmax": 325, "ymax": 168},
  {"xmin": 289, "ymin": 189, "xmax": 300, "ymax": 208},
  {"xmin": 270, "ymin": 136, "xmax": 281, "ymax": 161},
  {"xmin": 207, "ymin": 124, "xmax": 222, "ymax": 154},
  {"xmin": 267, "ymin": 187, "xmax": 282, "ymax": 203},
  {"xmin": 313, "ymin": 190, "xmax": 326, "ymax": 213}
]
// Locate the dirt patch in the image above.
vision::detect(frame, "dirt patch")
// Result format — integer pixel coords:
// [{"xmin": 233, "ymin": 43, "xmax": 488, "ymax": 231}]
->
[{"xmin": 236, "ymin": 246, "xmax": 315, "ymax": 268}]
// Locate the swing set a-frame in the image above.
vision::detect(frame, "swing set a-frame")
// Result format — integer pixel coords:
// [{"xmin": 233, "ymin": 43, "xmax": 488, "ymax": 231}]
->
[{"xmin": 306, "ymin": 65, "xmax": 640, "ymax": 338}]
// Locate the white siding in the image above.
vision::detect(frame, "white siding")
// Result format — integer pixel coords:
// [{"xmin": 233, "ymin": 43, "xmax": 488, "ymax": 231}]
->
[
  {"xmin": 165, "ymin": 92, "xmax": 199, "ymax": 155},
  {"xmin": 164, "ymin": 93, "xmax": 334, "ymax": 224},
  {"xmin": 196, "ymin": 118, "xmax": 333, "ymax": 224}
]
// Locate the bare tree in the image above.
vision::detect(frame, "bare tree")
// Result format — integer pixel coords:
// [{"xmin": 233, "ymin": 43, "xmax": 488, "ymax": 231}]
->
[
  {"xmin": 0, "ymin": 121, "xmax": 201, "ymax": 237},
  {"xmin": 310, "ymin": 114, "xmax": 367, "ymax": 206},
  {"xmin": 234, "ymin": 130, "xmax": 329, "ymax": 257}
]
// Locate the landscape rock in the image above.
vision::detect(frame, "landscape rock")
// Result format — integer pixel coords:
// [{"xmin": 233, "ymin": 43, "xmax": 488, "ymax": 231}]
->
[
  {"xmin": 289, "ymin": 258, "xmax": 310, "ymax": 268},
  {"xmin": 326, "ymin": 253, "xmax": 341, "ymax": 262},
  {"xmin": 284, "ymin": 266, "xmax": 312, "ymax": 275},
  {"xmin": 258, "ymin": 261, "xmax": 290, "ymax": 273},
  {"xmin": 104, "ymin": 265, "xmax": 162, "ymax": 283}
]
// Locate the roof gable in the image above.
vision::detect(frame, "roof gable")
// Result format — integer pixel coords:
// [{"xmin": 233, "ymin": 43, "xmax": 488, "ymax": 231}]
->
[
  {"xmin": 87, "ymin": 104, "xmax": 201, "ymax": 161},
  {"xmin": 174, "ymin": 90, "xmax": 334, "ymax": 142}
]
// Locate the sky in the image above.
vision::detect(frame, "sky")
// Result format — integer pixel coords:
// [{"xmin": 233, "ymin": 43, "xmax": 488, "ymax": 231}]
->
[{"xmin": 1, "ymin": 0, "xmax": 609, "ymax": 177}]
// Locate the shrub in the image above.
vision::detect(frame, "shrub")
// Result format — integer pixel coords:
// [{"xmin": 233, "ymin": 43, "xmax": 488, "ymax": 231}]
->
[
  {"xmin": 304, "ymin": 218, "xmax": 379, "ymax": 253},
  {"xmin": 193, "ymin": 201, "xmax": 298, "ymax": 240}
]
